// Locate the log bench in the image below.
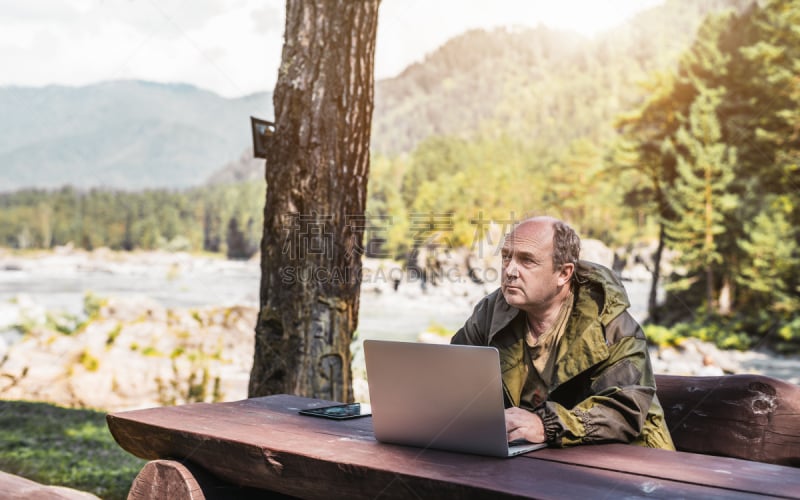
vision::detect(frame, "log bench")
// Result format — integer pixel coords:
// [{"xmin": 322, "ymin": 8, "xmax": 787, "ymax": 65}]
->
[
  {"xmin": 107, "ymin": 373, "xmax": 800, "ymax": 499},
  {"xmin": 0, "ymin": 471, "xmax": 101, "ymax": 500},
  {"xmin": 655, "ymin": 373, "xmax": 800, "ymax": 466}
]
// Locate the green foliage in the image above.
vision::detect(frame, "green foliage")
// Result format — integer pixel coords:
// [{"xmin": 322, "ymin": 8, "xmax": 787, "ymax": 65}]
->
[
  {"xmin": 366, "ymin": 132, "xmax": 640, "ymax": 262},
  {"xmin": 372, "ymin": 1, "xmax": 750, "ymax": 156},
  {"xmin": 776, "ymin": 316, "xmax": 800, "ymax": 353},
  {"xmin": 0, "ymin": 400, "xmax": 145, "ymax": 499},
  {"xmin": 106, "ymin": 324, "xmax": 123, "ymax": 347},
  {"xmin": 365, "ymin": 149, "xmax": 436, "ymax": 258},
  {"xmin": 78, "ymin": 349, "xmax": 100, "ymax": 372},
  {"xmin": 682, "ymin": 318, "xmax": 754, "ymax": 350},
  {"xmin": 425, "ymin": 322, "xmax": 455, "ymax": 339},
  {"xmin": 663, "ymin": 86, "xmax": 738, "ymax": 310},
  {"xmin": 46, "ymin": 312, "xmax": 81, "ymax": 335},
  {"xmin": 618, "ymin": 0, "xmax": 800, "ymax": 342},
  {"xmin": 643, "ymin": 324, "xmax": 685, "ymax": 347},
  {"xmin": 141, "ymin": 346, "xmax": 162, "ymax": 357},
  {"xmin": 737, "ymin": 196, "xmax": 800, "ymax": 313},
  {"xmin": 5, "ymin": 300, "xmax": 78, "ymax": 337},
  {"xmin": 155, "ymin": 356, "xmax": 223, "ymax": 406},
  {"xmin": 83, "ymin": 292, "xmax": 106, "ymax": 321},
  {"xmin": 0, "ymin": 181, "xmax": 264, "ymax": 257},
  {"xmin": 656, "ymin": 298, "xmax": 800, "ymax": 355}
]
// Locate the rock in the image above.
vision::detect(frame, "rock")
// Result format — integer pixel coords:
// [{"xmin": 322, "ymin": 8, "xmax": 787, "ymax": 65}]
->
[
  {"xmin": 1, "ymin": 294, "xmax": 47, "ymax": 329},
  {"xmin": 417, "ymin": 331, "xmax": 450, "ymax": 344},
  {"xmin": 2, "ymin": 251, "xmax": 799, "ymax": 412},
  {"xmin": 580, "ymin": 239, "xmax": 615, "ymax": 269},
  {"xmin": 100, "ymin": 296, "xmax": 166, "ymax": 323},
  {"xmin": 0, "ymin": 296, "xmax": 257, "ymax": 411}
]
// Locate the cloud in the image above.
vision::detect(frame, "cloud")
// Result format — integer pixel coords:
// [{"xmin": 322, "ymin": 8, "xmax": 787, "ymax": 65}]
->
[
  {"xmin": 0, "ymin": 0, "xmax": 662, "ymax": 98},
  {"xmin": 251, "ymin": 3, "xmax": 284, "ymax": 34},
  {"xmin": 0, "ymin": 0, "xmax": 81, "ymax": 21},
  {"xmin": 375, "ymin": 0, "xmax": 663, "ymax": 79},
  {"xmin": 0, "ymin": 0, "xmax": 283, "ymax": 97}
]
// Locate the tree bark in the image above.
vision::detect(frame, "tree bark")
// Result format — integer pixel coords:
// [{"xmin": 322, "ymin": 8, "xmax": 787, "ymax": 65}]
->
[
  {"xmin": 648, "ymin": 223, "xmax": 665, "ymax": 323},
  {"xmin": 249, "ymin": 0, "xmax": 379, "ymax": 402}
]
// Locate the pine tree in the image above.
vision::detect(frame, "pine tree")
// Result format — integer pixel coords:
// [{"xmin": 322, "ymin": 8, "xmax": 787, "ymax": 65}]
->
[
  {"xmin": 664, "ymin": 86, "xmax": 738, "ymax": 315},
  {"xmin": 738, "ymin": 197, "xmax": 799, "ymax": 313},
  {"xmin": 613, "ymin": 70, "xmax": 687, "ymax": 320},
  {"xmin": 731, "ymin": 0, "xmax": 800, "ymax": 320}
]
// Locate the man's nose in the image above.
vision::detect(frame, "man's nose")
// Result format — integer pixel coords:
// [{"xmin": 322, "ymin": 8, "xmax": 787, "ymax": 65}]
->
[{"xmin": 505, "ymin": 260, "xmax": 519, "ymax": 279}]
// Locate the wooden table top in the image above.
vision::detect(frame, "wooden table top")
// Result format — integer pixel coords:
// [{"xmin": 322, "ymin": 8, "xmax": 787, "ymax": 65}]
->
[{"xmin": 107, "ymin": 394, "xmax": 800, "ymax": 499}]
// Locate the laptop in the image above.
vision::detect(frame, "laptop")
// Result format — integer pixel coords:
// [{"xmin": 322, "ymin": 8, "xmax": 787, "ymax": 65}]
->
[{"xmin": 363, "ymin": 339, "xmax": 546, "ymax": 457}]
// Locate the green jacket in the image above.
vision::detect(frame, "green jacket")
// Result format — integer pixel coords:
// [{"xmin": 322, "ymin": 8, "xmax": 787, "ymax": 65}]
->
[{"xmin": 451, "ymin": 261, "xmax": 675, "ymax": 449}]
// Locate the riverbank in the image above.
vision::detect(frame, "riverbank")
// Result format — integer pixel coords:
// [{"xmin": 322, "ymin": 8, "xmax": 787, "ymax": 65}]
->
[{"xmin": 0, "ymin": 249, "xmax": 797, "ymax": 411}]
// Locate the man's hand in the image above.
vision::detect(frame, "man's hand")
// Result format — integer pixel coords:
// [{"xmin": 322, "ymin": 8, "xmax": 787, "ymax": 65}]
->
[{"xmin": 505, "ymin": 407, "xmax": 546, "ymax": 444}]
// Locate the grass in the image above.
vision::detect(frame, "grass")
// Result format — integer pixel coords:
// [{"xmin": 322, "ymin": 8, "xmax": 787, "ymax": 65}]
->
[{"xmin": 0, "ymin": 400, "xmax": 146, "ymax": 499}]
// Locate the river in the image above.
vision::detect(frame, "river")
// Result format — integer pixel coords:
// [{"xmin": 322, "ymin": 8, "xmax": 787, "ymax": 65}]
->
[
  {"xmin": 0, "ymin": 252, "xmax": 654, "ymax": 342},
  {"xmin": 3, "ymin": 251, "xmax": 796, "ymax": 386}
]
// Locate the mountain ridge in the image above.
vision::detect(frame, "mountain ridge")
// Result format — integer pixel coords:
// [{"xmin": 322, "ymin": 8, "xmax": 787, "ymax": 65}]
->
[
  {"xmin": 0, "ymin": 0, "xmax": 751, "ymax": 192},
  {"xmin": 0, "ymin": 80, "xmax": 272, "ymax": 191}
]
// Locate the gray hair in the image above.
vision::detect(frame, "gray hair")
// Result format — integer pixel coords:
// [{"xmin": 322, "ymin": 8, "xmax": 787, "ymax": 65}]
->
[{"xmin": 552, "ymin": 220, "xmax": 580, "ymax": 271}]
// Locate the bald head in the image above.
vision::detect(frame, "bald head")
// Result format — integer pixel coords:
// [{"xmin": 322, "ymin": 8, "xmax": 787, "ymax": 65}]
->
[
  {"xmin": 500, "ymin": 216, "xmax": 579, "ymax": 314},
  {"xmin": 511, "ymin": 217, "xmax": 581, "ymax": 272}
]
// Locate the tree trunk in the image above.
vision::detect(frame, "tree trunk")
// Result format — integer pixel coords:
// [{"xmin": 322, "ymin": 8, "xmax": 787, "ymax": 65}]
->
[
  {"xmin": 249, "ymin": 0, "xmax": 379, "ymax": 402},
  {"xmin": 648, "ymin": 223, "xmax": 665, "ymax": 323},
  {"xmin": 718, "ymin": 272, "xmax": 732, "ymax": 315},
  {"xmin": 704, "ymin": 161, "xmax": 715, "ymax": 316}
]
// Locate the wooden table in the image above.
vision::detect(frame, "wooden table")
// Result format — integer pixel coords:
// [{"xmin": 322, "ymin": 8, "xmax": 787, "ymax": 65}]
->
[{"xmin": 107, "ymin": 395, "xmax": 800, "ymax": 499}]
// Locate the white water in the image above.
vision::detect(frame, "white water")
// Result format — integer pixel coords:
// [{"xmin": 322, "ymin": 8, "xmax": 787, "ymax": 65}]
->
[{"xmin": 2, "ymin": 253, "xmax": 796, "ymax": 385}]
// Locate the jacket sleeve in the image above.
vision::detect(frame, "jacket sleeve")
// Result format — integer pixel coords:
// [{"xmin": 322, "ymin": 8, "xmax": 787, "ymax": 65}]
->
[{"xmin": 536, "ymin": 314, "xmax": 658, "ymax": 447}]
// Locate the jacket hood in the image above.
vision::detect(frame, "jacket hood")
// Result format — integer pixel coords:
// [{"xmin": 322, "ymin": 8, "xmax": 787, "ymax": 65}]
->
[
  {"xmin": 574, "ymin": 260, "xmax": 631, "ymax": 325},
  {"xmin": 486, "ymin": 260, "xmax": 630, "ymax": 343}
]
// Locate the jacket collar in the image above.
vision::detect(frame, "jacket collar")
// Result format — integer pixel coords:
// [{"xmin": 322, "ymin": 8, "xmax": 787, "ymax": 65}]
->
[
  {"xmin": 487, "ymin": 288, "xmax": 522, "ymax": 343},
  {"xmin": 553, "ymin": 261, "xmax": 630, "ymax": 385},
  {"xmin": 486, "ymin": 261, "xmax": 631, "ymax": 387}
]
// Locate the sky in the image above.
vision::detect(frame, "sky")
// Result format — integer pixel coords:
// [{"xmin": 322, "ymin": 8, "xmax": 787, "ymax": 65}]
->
[{"xmin": 1, "ymin": 0, "xmax": 664, "ymax": 99}]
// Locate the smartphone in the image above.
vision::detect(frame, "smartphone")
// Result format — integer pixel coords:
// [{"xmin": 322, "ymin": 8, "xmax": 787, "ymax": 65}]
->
[{"xmin": 298, "ymin": 402, "xmax": 372, "ymax": 420}]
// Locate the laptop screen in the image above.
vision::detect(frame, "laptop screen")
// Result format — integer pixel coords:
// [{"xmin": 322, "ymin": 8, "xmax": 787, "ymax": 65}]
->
[{"xmin": 364, "ymin": 340, "xmax": 516, "ymax": 456}]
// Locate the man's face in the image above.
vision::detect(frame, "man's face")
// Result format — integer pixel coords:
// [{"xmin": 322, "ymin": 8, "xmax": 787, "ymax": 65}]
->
[{"xmin": 500, "ymin": 220, "xmax": 568, "ymax": 313}]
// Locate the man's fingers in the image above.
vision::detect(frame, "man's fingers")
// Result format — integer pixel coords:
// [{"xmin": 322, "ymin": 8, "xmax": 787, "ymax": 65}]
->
[
  {"xmin": 505, "ymin": 407, "xmax": 546, "ymax": 443},
  {"xmin": 505, "ymin": 407, "xmax": 530, "ymax": 427}
]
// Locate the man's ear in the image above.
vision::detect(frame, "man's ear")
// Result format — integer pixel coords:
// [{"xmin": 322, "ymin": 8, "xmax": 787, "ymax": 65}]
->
[{"xmin": 557, "ymin": 263, "xmax": 575, "ymax": 287}]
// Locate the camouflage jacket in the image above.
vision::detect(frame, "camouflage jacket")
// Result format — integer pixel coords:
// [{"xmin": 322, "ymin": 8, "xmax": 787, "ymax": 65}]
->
[{"xmin": 451, "ymin": 261, "xmax": 675, "ymax": 449}]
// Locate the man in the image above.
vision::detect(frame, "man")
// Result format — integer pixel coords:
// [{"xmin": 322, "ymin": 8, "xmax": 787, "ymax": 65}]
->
[{"xmin": 451, "ymin": 216, "xmax": 674, "ymax": 449}]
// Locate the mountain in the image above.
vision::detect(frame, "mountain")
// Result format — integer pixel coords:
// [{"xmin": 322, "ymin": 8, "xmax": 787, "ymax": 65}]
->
[
  {"xmin": 0, "ymin": 81, "xmax": 271, "ymax": 191},
  {"xmin": 204, "ymin": 148, "xmax": 265, "ymax": 185},
  {"xmin": 370, "ymin": 0, "xmax": 754, "ymax": 155},
  {"xmin": 0, "ymin": 0, "xmax": 752, "ymax": 192}
]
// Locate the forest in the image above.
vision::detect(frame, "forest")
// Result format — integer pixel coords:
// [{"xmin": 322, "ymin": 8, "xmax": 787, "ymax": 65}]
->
[
  {"xmin": 0, "ymin": 182, "xmax": 264, "ymax": 259},
  {"xmin": 0, "ymin": 0, "xmax": 797, "ymax": 351}
]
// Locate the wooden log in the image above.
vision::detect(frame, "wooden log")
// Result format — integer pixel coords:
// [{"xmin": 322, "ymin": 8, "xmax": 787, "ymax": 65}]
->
[
  {"xmin": 655, "ymin": 373, "xmax": 800, "ymax": 466},
  {"xmin": 0, "ymin": 470, "xmax": 100, "ymax": 500},
  {"xmin": 107, "ymin": 395, "xmax": 800, "ymax": 499},
  {"xmin": 127, "ymin": 460, "xmax": 203, "ymax": 500},
  {"xmin": 127, "ymin": 459, "xmax": 282, "ymax": 500}
]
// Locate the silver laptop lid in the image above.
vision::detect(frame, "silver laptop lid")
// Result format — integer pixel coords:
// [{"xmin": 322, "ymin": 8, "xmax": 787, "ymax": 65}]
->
[{"xmin": 364, "ymin": 339, "xmax": 511, "ymax": 457}]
